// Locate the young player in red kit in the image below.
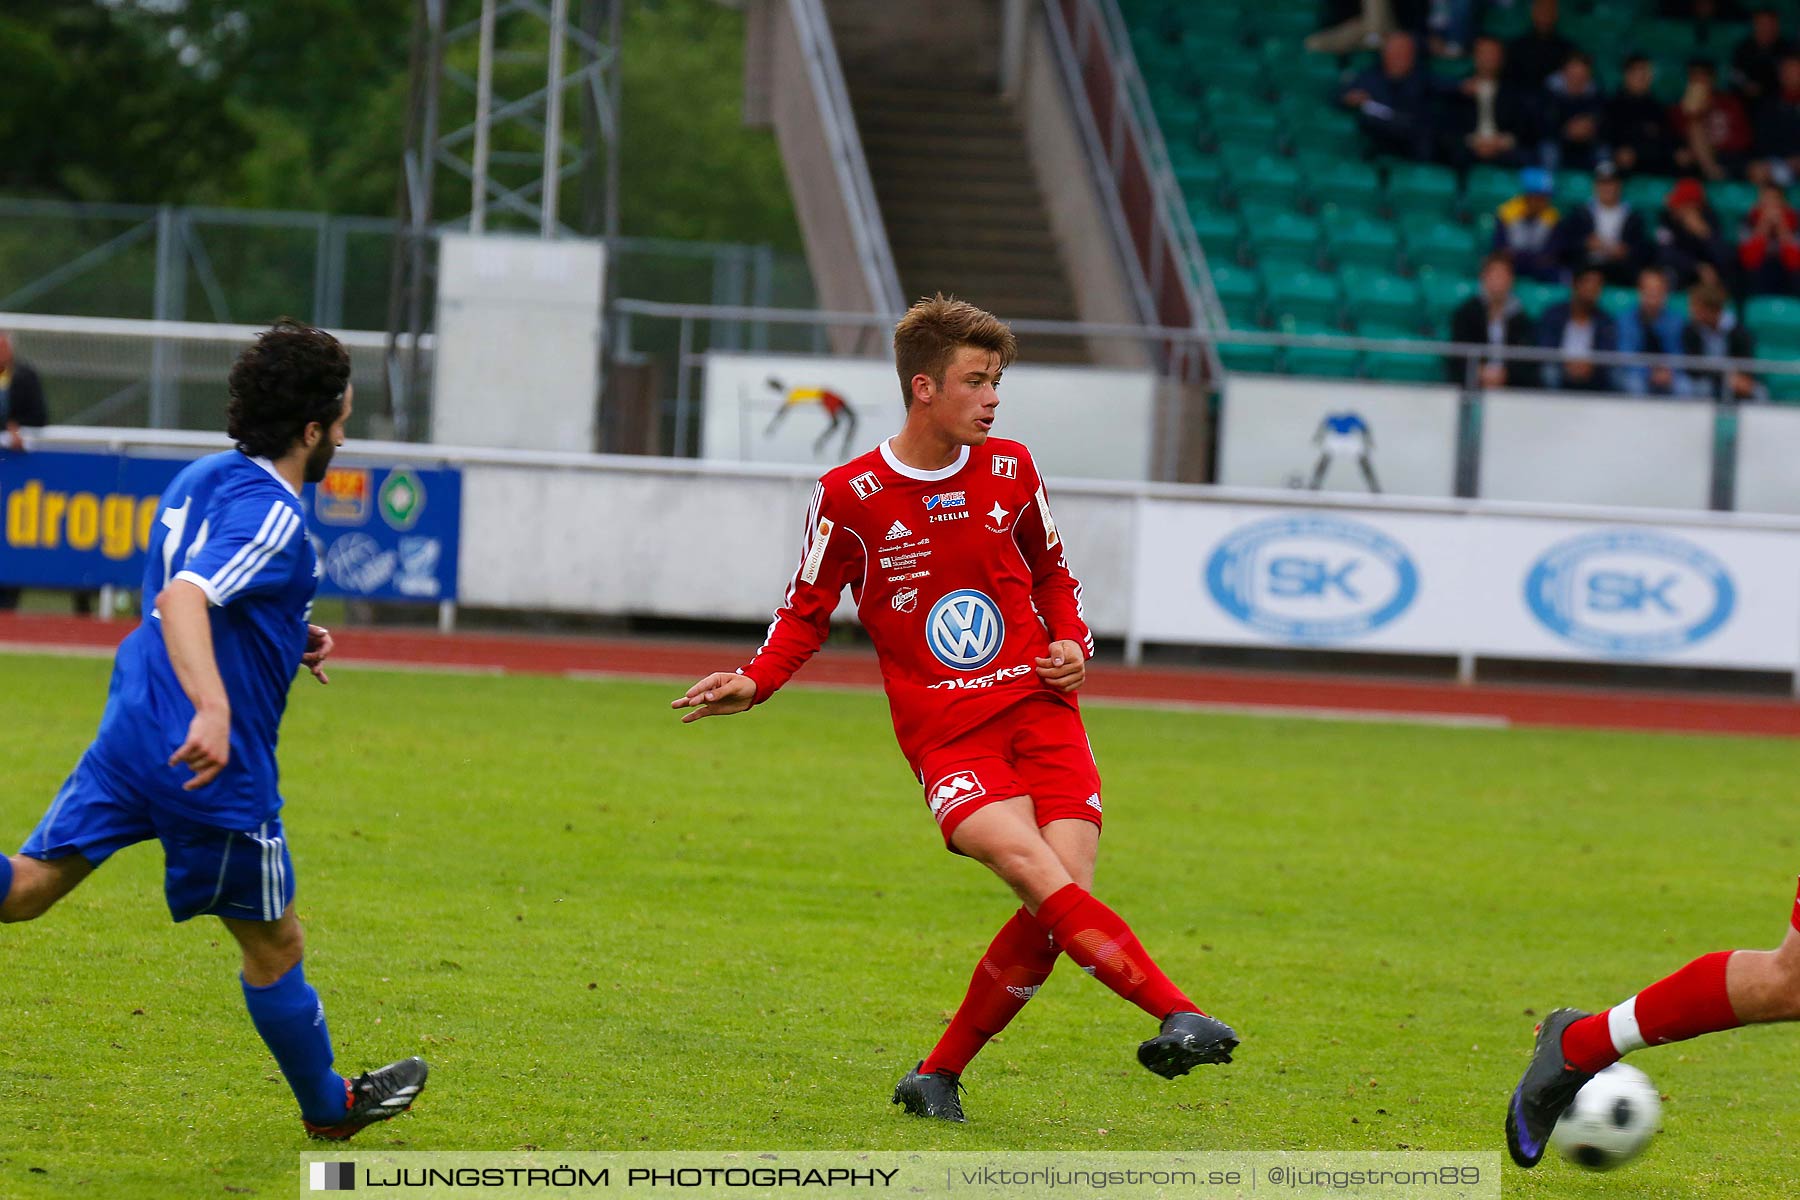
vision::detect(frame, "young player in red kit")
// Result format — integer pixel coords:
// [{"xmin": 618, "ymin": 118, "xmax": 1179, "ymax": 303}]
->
[
  {"xmin": 1506, "ymin": 877, "xmax": 1800, "ymax": 1166},
  {"xmin": 672, "ymin": 296, "xmax": 1236, "ymax": 1122}
]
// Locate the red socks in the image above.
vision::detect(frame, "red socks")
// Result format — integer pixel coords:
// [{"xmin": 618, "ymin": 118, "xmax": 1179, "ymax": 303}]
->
[
  {"xmin": 920, "ymin": 908, "xmax": 1060, "ymax": 1076},
  {"xmin": 1562, "ymin": 950, "xmax": 1743, "ymax": 1074},
  {"xmin": 1034, "ymin": 884, "xmax": 1198, "ymax": 1020}
]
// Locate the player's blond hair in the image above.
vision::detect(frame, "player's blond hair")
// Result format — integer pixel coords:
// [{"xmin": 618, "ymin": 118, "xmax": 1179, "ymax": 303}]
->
[{"xmin": 892, "ymin": 294, "xmax": 1017, "ymax": 410}]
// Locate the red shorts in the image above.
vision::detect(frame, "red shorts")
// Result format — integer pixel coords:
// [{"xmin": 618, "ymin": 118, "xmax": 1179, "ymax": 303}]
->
[{"xmin": 915, "ymin": 695, "xmax": 1103, "ymax": 849}]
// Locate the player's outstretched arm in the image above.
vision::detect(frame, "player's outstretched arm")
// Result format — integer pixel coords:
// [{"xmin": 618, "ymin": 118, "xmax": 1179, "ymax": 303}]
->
[
  {"xmin": 670, "ymin": 672, "xmax": 758, "ymax": 723},
  {"xmin": 157, "ymin": 579, "xmax": 232, "ymax": 790}
]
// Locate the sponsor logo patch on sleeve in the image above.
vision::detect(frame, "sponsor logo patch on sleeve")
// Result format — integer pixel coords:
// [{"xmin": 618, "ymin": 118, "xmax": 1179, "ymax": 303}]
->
[{"xmin": 800, "ymin": 516, "xmax": 833, "ymax": 584}]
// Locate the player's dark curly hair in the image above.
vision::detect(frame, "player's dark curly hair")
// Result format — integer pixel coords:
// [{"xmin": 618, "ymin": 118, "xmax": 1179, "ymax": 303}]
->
[{"xmin": 226, "ymin": 319, "xmax": 351, "ymax": 458}]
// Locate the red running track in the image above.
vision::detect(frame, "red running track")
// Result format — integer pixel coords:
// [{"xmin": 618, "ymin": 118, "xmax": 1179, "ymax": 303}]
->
[{"xmin": 5, "ymin": 612, "xmax": 1800, "ymax": 738}]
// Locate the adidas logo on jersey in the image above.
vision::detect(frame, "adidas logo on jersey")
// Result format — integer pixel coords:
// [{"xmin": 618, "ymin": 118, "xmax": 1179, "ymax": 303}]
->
[{"xmin": 884, "ymin": 519, "xmax": 913, "ymax": 542}]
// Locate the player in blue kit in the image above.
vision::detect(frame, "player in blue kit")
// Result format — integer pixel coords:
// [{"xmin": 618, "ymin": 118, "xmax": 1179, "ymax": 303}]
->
[{"xmin": 0, "ymin": 321, "xmax": 426, "ymax": 1140}]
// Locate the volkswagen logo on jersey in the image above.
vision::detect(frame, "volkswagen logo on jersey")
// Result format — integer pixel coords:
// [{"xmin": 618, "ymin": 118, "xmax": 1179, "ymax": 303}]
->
[
  {"xmin": 1205, "ymin": 514, "xmax": 1418, "ymax": 642},
  {"xmin": 1525, "ymin": 529, "xmax": 1736, "ymax": 656},
  {"xmin": 926, "ymin": 589, "xmax": 1005, "ymax": 670}
]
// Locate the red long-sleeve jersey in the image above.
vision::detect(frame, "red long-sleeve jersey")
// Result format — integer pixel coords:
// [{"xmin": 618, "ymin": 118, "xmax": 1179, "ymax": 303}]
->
[{"xmin": 740, "ymin": 437, "xmax": 1094, "ymax": 772}]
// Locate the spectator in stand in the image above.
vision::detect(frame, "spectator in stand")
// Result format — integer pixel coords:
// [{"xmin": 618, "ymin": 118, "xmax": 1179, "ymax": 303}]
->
[
  {"xmin": 1555, "ymin": 162, "xmax": 1653, "ymax": 285},
  {"xmin": 1449, "ymin": 36, "xmax": 1541, "ymax": 167},
  {"xmin": 1737, "ymin": 182, "xmax": 1800, "ymax": 293},
  {"xmin": 1615, "ymin": 268, "xmax": 1692, "ymax": 395},
  {"xmin": 1607, "ymin": 55, "xmax": 1679, "ymax": 176},
  {"xmin": 1493, "ymin": 167, "xmax": 1564, "ymax": 282},
  {"xmin": 1752, "ymin": 53, "xmax": 1800, "ymax": 184},
  {"xmin": 1733, "ymin": 6, "xmax": 1796, "ymax": 110},
  {"xmin": 1427, "ymin": 0, "xmax": 1482, "ymax": 59},
  {"xmin": 0, "ymin": 330, "xmax": 49, "ymax": 611},
  {"xmin": 1545, "ymin": 52, "xmax": 1606, "ymax": 170},
  {"xmin": 1657, "ymin": 177, "xmax": 1734, "ymax": 287},
  {"xmin": 1672, "ymin": 59, "xmax": 1754, "ymax": 180},
  {"xmin": 1507, "ymin": 0, "xmax": 1579, "ymax": 87},
  {"xmin": 1339, "ymin": 31, "xmax": 1438, "ymax": 160},
  {"xmin": 1682, "ymin": 280, "xmax": 1762, "ymax": 399},
  {"xmin": 1447, "ymin": 253, "xmax": 1542, "ymax": 388},
  {"xmin": 1538, "ymin": 264, "xmax": 1619, "ymax": 391}
]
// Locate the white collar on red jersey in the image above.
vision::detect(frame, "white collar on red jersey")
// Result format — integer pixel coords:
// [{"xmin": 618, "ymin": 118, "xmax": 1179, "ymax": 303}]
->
[{"xmin": 878, "ymin": 438, "xmax": 969, "ymax": 482}]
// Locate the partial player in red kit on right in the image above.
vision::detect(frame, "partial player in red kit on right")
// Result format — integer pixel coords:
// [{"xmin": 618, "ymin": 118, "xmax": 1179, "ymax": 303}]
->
[
  {"xmin": 672, "ymin": 295, "xmax": 1235, "ymax": 1122},
  {"xmin": 1506, "ymin": 877, "xmax": 1800, "ymax": 1166}
]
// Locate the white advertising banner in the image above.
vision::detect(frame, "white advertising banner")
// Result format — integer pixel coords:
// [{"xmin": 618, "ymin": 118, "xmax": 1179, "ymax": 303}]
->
[
  {"xmin": 1132, "ymin": 503, "xmax": 1476, "ymax": 654},
  {"xmin": 701, "ymin": 352, "xmax": 1157, "ymax": 481},
  {"xmin": 1463, "ymin": 518, "xmax": 1800, "ymax": 669},
  {"xmin": 1478, "ymin": 391, "xmax": 1715, "ymax": 510},
  {"xmin": 1218, "ymin": 377, "xmax": 1461, "ymax": 498},
  {"xmin": 1133, "ymin": 501, "xmax": 1800, "ymax": 669},
  {"xmin": 1734, "ymin": 405, "xmax": 1800, "ymax": 516}
]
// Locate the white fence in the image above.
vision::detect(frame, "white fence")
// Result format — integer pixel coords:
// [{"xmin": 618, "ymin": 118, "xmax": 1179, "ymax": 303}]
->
[{"xmin": 26, "ymin": 428, "xmax": 1800, "ymax": 690}]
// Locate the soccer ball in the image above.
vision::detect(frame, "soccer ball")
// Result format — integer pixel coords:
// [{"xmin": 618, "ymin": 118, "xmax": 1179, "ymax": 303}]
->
[{"xmin": 1550, "ymin": 1062, "xmax": 1661, "ymax": 1170}]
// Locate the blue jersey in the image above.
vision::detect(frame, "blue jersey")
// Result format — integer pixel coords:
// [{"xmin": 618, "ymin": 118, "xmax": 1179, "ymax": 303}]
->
[{"xmin": 87, "ymin": 451, "xmax": 318, "ymax": 828}]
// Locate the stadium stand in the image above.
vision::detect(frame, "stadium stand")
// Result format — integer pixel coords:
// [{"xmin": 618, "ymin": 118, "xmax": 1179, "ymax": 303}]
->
[{"xmin": 1123, "ymin": 0, "xmax": 1800, "ymax": 388}]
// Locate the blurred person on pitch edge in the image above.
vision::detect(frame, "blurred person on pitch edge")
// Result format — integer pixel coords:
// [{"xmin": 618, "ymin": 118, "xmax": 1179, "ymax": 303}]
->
[
  {"xmin": 1492, "ymin": 167, "xmax": 1563, "ymax": 282},
  {"xmin": 1681, "ymin": 281, "xmax": 1764, "ymax": 400},
  {"xmin": 1537, "ymin": 265, "xmax": 1618, "ymax": 391},
  {"xmin": 1508, "ymin": 873, "xmax": 1800, "ymax": 1168},
  {"xmin": 1614, "ymin": 268, "xmax": 1691, "ymax": 396},
  {"xmin": 1737, "ymin": 182, "xmax": 1800, "ymax": 294},
  {"xmin": 672, "ymin": 296, "xmax": 1235, "ymax": 1123},
  {"xmin": 0, "ymin": 321, "xmax": 428, "ymax": 1140},
  {"xmin": 1553, "ymin": 163, "xmax": 1652, "ymax": 285},
  {"xmin": 0, "ymin": 330, "xmax": 49, "ymax": 611},
  {"xmin": 1447, "ymin": 253, "xmax": 1541, "ymax": 388}
]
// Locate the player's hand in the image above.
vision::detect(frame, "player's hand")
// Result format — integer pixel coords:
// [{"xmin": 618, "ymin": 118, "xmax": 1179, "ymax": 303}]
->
[
  {"xmin": 670, "ymin": 672, "xmax": 758, "ymax": 723},
  {"xmin": 302, "ymin": 624, "xmax": 334, "ymax": 685},
  {"xmin": 169, "ymin": 707, "xmax": 230, "ymax": 790},
  {"xmin": 1034, "ymin": 640, "xmax": 1086, "ymax": 693}
]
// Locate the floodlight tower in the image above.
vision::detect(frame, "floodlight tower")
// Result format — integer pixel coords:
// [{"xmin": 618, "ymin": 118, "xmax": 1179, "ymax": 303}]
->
[{"xmin": 383, "ymin": 0, "xmax": 622, "ymax": 439}]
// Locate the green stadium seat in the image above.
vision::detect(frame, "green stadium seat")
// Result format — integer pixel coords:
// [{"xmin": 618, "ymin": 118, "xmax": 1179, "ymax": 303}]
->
[
  {"xmin": 1625, "ymin": 174, "xmax": 1675, "ymax": 215},
  {"xmin": 1600, "ymin": 286, "xmax": 1637, "ymax": 318},
  {"xmin": 1207, "ymin": 260, "xmax": 1262, "ymax": 325},
  {"xmin": 1386, "ymin": 162, "xmax": 1460, "ymax": 214},
  {"xmin": 1224, "ymin": 151, "xmax": 1304, "ymax": 206},
  {"xmin": 1327, "ymin": 213, "xmax": 1402, "ymax": 268},
  {"xmin": 1361, "ymin": 343, "xmax": 1444, "ymax": 382},
  {"xmin": 1279, "ymin": 318, "xmax": 1361, "ymax": 378},
  {"xmin": 1339, "ymin": 266, "xmax": 1423, "ymax": 326},
  {"xmin": 1748, "ymin": 295, "xmax": 1800, "ymax": 348},
  {"xmin": 1513, "ymin": 279, "xmax": 1564, "ymax": 316},
  {"xmin": 1244, "ymin": 207, "xmax": 1322, "ymax": 263},
  {"xmin": 1241, "ymin": 7, "xmax": 1318, "ymax": 40},
  {"xmin": 1298, "ymin": 153, "xmax": 1382, "ymax": 206},
  {"xmin": 1404, "ymin": 219, "xmax": 1482, "ymax": 275},
  {"xmin": 1218, "ymin": 340, "xmax": 1283, "ymax": 373},
  {"xmin": 1464, "ymin": 164, "xmax": 1520, "ymax": 216},
  {"xmin": 1417, "ymin": 269, "xmax": 1478, "ymax": 323},
  {"xmin": 1170, "ymin": 144, "xmax": 1227, "ymax": 201},
  {"xmin": 1263, "ymin": 264, "xmax": 1342, "ymax": 324},
  {"xmin": 1189, "ymin": 202, "xmax": 1245, "ymax": 261}
]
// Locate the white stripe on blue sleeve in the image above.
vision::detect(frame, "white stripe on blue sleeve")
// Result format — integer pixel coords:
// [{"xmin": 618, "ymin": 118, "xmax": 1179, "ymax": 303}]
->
[{"xmin": 211, "ymin": 504, "xmax": 302, "ymax": 605}]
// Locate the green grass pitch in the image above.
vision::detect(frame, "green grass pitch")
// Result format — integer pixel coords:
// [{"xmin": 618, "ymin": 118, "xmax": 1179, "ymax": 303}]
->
[{"xmin": 1, "ymin": 651, "xmax": 1797, "ymax": 1198}]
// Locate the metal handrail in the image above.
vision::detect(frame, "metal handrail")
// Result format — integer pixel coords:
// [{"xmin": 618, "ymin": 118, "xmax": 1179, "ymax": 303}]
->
[
  {"xmin": 610, "ymin": 296, "xmax": 1800, "ymax": 379},
  {"xmin": 785, "ymin": 0, "xmax": 905, "ymax": 316}
]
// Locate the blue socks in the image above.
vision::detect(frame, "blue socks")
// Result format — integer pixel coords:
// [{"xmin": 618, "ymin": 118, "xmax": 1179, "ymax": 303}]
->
[{"xmin": 241, "ymin": 960, "xmax": 347, "ymax": 1123}]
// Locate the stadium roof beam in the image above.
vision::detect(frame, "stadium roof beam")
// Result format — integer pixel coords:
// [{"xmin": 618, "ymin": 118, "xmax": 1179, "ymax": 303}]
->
[{"xmin": 383, "ymin": 0, "xmax": 621, "ymax": 440}]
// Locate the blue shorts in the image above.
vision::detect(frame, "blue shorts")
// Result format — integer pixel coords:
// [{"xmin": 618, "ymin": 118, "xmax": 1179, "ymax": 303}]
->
[{"xmin": 19, "ymin": 751, "xmax": 295, "ymax": 923}]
